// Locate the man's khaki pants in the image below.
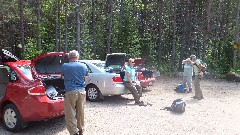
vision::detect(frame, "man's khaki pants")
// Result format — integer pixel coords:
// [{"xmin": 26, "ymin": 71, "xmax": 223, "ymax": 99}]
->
[
  {"xmin": 64, "ymin": 90, "xmax": 85, "ymax": 135},
  {"xmin": 194, "ymin": 75, "xmax": 203, "ymax": 98}
]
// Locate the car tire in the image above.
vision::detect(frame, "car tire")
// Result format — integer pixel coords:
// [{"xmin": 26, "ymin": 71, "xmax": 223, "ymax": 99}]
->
[
  {"xmin": 86, "ymin": 84, "xmax": 101, "ymax": 102},
  {"xmin": 2, "ymin": 104, "xmax": 27, "ymax": 132}
]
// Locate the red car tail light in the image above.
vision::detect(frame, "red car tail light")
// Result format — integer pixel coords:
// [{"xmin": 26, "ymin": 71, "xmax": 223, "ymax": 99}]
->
[
  {"xmin": 112, "ymin": 76, "xmax": 123, "ymax": 83},
  {"xmin": 28, "ymin": 85, "xmax": 46, "ymax": 95}
]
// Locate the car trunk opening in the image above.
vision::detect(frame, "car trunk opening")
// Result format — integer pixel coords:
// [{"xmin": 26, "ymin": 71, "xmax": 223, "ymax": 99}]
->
[
  {"xmin": 44, "ymin": 78, "xmax": 65, "ymax": 99},
  {"xmin": 32, "ymin": 53, "xmax": 69, "ymax": 99},
  {"xmin": 105, "ymin": 53, "xmax": 129, "ymax": 74}
]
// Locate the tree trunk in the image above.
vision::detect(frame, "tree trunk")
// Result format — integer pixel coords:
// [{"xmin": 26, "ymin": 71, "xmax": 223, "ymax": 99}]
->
[
  {"xmin": 36, "ymin": 0, "xmax": 41, "ymax": 50},
  {"xmin": 106, "ymin": 0, "xmax": 113, "ymax": 54},
  {"xmin": 64, "ymin": 0, "xmax": 68, "ymax": 52},
  {"xmin": 157, "ymin": 0, "xmax": 163, "ymax": 66},
  {"xmin": 55, "ymin": 0, "xmax": 60, "ymax": 51},
  {"xmin": 234, "ymin": 0, "xmax": 240, "ymax": 68},
  {"xmin": 171, "ymin": 0, "xmax": 177, "ymax": 71},
  {"xmin": 202, "ymin": 0, "xmax": 212, "ymax": 61},
  {"xmin": 19, "ymin": 0, "xmax": 24, "ymax": 58},
  {"xmin": 92, "ymin": 0, "xmax": 97, "ymax": 59},
  {"xmin": 71, "ymin": 0, "xmax": 81, "ymax": 54}
]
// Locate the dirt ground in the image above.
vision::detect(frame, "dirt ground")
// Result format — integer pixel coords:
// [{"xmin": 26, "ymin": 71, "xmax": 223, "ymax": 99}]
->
[{"xmin": 1, "ymin": 77, "xmax": 240, "ymax": 135}]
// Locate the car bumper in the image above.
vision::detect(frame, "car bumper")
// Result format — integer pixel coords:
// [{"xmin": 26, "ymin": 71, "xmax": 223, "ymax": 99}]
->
[
  {"xmin": 100, "ymin": 83, "xmax": 129, "ymax": 96},
  {"xmin": 21, "ymin": 96, "xmax": 64, "ymax": 122}
]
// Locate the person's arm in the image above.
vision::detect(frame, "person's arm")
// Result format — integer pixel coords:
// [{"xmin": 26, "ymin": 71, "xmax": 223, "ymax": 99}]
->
[
  {"xmin": 126, "ymin": 72, "xmax": 134, "ymax": 85},
  {"xmin": 61, "ymin": 64, "xmax": 65, "ymax": 79},
  {"xmin": 196, "ymin": 60, "xmax": 202, "ymax": 75},
  {"xmin": 182, "ymin": 60, "xmax": 186, "ymax": 64},
  {"xmin": 84, "ymin": 66, "xmax": 89, "ymax": 81}
]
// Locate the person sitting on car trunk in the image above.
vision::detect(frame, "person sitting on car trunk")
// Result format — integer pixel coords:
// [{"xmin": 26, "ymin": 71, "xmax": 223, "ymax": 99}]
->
[
  {"xmin": 61, "ymin": 50, "xmax": 88, "ymax": 135},
  {"xmin": 123, "ymin": 58, "xmax": 145, "ymax": 106}
]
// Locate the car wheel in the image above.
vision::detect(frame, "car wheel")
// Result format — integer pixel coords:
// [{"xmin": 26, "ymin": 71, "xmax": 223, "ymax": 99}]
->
[
  {"xmin": 86, "ymin": 84, "xmax": 101, "ymax": 102},
  {"xmin": 2, "ymin": 104, "xmax": 26, "ymax": 132}
]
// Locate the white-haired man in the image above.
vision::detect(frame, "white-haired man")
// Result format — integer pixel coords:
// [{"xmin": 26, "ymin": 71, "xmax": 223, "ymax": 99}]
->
[
  {"xmin": 190, "ymin": 55, "xmax": 204, "ymax": 100},
  {"xmin": 61, "ymin": 50, "xmax": 88, "ymax": 135}
]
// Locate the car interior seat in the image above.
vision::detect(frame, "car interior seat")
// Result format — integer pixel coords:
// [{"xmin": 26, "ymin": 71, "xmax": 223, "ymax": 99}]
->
[{"xmin": 0, "ymin": 68, "xmax": 9, "ymax": 100}]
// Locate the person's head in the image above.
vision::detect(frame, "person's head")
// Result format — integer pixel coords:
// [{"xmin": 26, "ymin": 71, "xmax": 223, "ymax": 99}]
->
[
  {"xmin": 68, "ymin": 50, "xmax": 79, "ymax": 61},
  {"xmin": 190, "ymin": 55, "xmax": 196, "ymax": 62},
  {"xmin": 128, "ymin": 58, "xmax": 135, "ymax": 67}
]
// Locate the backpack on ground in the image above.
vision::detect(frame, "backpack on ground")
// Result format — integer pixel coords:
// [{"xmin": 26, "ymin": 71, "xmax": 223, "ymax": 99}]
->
[
  {"xmin": 175, "ymin": 83, "xmax": 186, "ymax": 93},
  {"xmin": 171, "ymin": 99, "xmax": 186, "ymax": 113}
]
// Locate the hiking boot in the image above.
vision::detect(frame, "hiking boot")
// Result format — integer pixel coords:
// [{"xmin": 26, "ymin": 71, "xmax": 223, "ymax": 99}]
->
[
  {"xmin": 197, "ymin": 96, "xmax": 204, "ymax": 100},
  {"xmin": 135, "ymin": 101, "xmax": 147, "ymax": 106},
  {"xmin": 187, "ymin": 90, "xmax": 192, "ymax": 93},
  {"xmin": 74, "ymin": 132, "xmax": 79, "ymax": 135},
  {"xmin": 191, "ymin": 96, "xmax": 198, "ymax": 99}
]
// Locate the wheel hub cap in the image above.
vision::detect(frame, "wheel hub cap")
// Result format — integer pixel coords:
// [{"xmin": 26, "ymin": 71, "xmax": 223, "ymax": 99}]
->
[
  {"xmin": 4, "ymin": 108, "xmax": 17, "ymax": 128},
  {"xmin": 88, "ymin": 87, "xmax": 97, "ymax": 99}
]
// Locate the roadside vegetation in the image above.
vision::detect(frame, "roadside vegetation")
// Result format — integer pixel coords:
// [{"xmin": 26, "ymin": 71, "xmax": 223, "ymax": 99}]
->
[{"xmin": 0, "ymin": 0, "xmax": 240, "ymax": 80}]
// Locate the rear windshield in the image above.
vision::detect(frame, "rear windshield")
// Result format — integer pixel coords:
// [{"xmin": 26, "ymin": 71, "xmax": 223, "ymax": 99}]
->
[{"xmin": 17, "ymin": 65, "xmax": 33, "ymax": 80}]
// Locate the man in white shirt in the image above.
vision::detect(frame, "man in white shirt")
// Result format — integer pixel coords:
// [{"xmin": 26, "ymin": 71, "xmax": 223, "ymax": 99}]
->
[{"xmin": 190, "ymin": 55, "xmax": 204, "ymax": 100}]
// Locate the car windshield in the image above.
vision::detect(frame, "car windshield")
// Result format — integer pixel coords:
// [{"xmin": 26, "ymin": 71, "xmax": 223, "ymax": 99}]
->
[
  {"xmin": 93, "ymin": 62, "xmax": 105, "ymax": 69},
  {"xmin": 17, "ymin": 65, "xmax": 33, "ymax": 80}
]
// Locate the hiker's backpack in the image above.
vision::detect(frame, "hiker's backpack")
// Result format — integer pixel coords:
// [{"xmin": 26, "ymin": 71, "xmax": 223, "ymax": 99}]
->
[
  {"xmin": 171, "ymin": 99, "xmax": 186, "ymax": 113},
  {"xmin": 175, "ymin": 84, "xmax": 186, "ymax": 93},
  {"xmin": 195, "ymin": 59, "xmax": 207, "ymax": 72}
]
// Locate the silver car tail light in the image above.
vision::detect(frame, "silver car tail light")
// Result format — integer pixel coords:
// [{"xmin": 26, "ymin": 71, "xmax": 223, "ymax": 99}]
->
[{"xmin": 112, "ymin": 76, "xmax": 123, "ymax": 83}]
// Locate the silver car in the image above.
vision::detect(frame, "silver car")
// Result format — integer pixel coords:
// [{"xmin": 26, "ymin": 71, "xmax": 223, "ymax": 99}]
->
[{"xmin": 80, "ymin": 61, "xmax": 129, "ymax": 102}]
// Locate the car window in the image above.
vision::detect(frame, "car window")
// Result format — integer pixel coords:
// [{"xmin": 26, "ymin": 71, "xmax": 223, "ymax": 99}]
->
[
  {"xmin": 17, "ymin": 65, "xmax": 33, "ymax": 80},
  {"xmin": 93, "ymin": 62, "xmax": 105, "ymax": 69},
  {"xmin": 80, "ymin": 62, "xmax": 92, "ymax": 73},
  {"xmin": 0, "ymin": 65, "xmax": 19, "ymax": 82}
]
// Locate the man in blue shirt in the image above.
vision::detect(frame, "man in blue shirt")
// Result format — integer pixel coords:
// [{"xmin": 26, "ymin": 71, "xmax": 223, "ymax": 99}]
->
[
  {"xmin": 61, "ymin": 50, "xmax": 88, "ymax": 135},
  {"xmin": 123, "ymin": 58, "xmax": 145, "ymax": 106}
]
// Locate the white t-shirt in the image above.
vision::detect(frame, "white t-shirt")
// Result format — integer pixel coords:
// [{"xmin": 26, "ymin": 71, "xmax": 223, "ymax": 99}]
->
[{"xmin": 193, "ymin": 59, "xmax": 203, "ymax": 75}]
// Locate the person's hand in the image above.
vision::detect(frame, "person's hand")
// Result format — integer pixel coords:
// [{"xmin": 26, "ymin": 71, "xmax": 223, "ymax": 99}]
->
[{"xmin": 132, "ymin": 82, "xmax": 136, "ymax": 86}]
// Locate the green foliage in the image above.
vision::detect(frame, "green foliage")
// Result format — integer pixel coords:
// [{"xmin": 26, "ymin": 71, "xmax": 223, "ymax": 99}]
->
[
  {"xmin": 1, "ymin": 0, "xmax": 240, "ymax": 78},
  {"xmin": 23, "ymin": 38, "xmax": 42, "ymax": 60}
]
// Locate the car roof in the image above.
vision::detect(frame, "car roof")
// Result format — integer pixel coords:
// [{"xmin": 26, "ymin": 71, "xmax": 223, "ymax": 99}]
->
[{"xmin": 80, "ymin": 60, "xmax": 105, "ymax": 63}]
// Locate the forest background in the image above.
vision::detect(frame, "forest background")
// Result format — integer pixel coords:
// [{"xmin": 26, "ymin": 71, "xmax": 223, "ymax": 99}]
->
[{"xmin": 1, "ymin": 0, "xmax": 240, "ymax": 78}]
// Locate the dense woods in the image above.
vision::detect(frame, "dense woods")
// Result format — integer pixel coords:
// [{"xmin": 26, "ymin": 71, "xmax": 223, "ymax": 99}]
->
[{"xmin": 0, "ymin": 0, "xmax": 240, "ymax": 77}]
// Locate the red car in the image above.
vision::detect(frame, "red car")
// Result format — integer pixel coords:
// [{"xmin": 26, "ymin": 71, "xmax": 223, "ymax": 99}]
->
[{"xmin": 0, "ymin": 49, "xmax": 68, "ymax": 132}]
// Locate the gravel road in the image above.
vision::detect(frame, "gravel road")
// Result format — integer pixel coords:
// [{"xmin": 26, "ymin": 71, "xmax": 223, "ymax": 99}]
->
[{"xmin": 1, "ymin": 77, "xmax": 240, "ymax": 135}]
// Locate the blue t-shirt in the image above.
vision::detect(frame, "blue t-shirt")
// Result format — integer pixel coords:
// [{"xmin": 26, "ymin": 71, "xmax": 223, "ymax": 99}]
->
[
  {"xmin": 183, "ymin": 64, "xmax": 193, "ymax": 77},
  {"xmin": 61, "ymin": 62, "xmax": 88, "ymax": 91},
  {"xmin": 123, "ymin": 65, "xmax": 135, "ymax": 82}
]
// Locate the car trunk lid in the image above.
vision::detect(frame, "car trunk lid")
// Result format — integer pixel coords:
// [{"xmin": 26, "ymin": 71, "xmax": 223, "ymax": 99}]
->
[{"xmin": 31, "ymin": 52, "xmax": 69, "ymax": 79}]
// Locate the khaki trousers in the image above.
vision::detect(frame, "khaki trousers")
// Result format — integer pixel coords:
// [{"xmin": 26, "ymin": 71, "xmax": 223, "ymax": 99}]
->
[
  {"xmin": 194, "ymin": 75, "xmax": 203, "ymax": 98},
  {"xmin": 64, "ymin": 90, "xmax": 85, "ymax": 135}
]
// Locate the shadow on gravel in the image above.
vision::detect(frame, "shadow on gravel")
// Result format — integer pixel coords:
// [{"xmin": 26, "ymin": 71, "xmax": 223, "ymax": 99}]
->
[
  {"xmin": 0, "ymin": 116, "xmax": 66, "ymax": 135},
  {"xmin": 91, "ymin": 95, "xmax": 134, "ymax": 107}
]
